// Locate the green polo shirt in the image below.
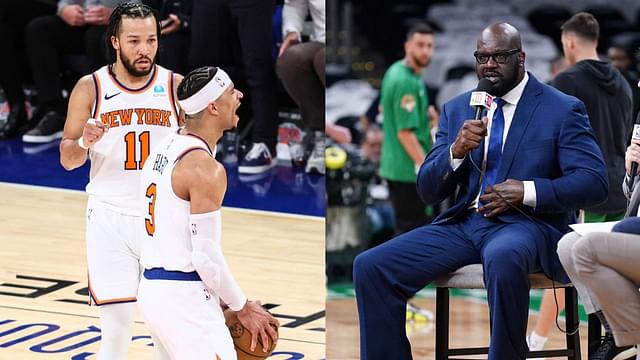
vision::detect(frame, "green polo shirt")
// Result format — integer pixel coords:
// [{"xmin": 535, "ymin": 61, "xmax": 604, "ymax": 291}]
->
[{"xmin": 379, "ymin": 60, "xmax": 431, "ymax": 183}]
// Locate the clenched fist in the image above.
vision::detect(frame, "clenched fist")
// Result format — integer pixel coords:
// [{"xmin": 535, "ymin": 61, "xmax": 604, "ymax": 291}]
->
[{"xmin": 81, "ymin": 118, "xmax": 109, "ymax": 149}]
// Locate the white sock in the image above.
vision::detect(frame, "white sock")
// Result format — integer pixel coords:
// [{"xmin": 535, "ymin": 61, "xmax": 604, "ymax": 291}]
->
[
  {"xmin": 97, "ymin": 303, "xmax": 135, "ymax": 360},
  {"xmin": 527, "ymin": 331, "xmax": 548, "ymax": 351},
  {"xmin": 636, "ymin": 344, "xmax": 639, "ymax": 360}
]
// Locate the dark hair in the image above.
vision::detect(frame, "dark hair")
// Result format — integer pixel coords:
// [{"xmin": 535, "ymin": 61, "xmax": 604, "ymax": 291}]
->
[
  {"xmin": 561, "ymin": 12, "xmax": 599, "ymax": 42},
  {"xmin": 406, "ymin": 23, "xmax": 433, "ymax": 41},
  {"xmin": 106, "ymin": 3, "xmax": 160, "ymax": 61},
  {"xmin": 177, "ymin": 66, "xmax": 219, "ymax": 101}
]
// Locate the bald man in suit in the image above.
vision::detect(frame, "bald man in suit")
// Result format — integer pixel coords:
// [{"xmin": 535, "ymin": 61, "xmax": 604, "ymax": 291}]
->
[{"xmin": 354, "ymin": 22, "xmax": 608, "ymax": 360}]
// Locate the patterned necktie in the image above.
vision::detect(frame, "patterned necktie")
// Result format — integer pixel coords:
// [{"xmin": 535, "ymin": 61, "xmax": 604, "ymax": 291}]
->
[{"xmin": 480, "ymin": 98, "xmax": 505, "ymax": 198}]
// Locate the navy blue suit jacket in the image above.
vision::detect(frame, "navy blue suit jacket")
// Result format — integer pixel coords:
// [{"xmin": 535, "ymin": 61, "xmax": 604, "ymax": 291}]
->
[{"xmin": 417, "ymin": 73, "xmax": 609, "ymax": 282}]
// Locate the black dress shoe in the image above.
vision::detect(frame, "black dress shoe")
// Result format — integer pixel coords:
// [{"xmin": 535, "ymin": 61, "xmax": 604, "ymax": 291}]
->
[
  {"xmin": 0, "ymin": 103, "xmax": 27, "ymax": 139},
  {"xmin": 590, "ymin": 333, "xmax": 636, "ymax": 360}
]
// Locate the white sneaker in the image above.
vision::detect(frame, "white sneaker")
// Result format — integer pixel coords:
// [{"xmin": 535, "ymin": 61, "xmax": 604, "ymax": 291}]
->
[
  {"xmin": 305, "ymin": 131, "xmax": 325, "ymax": 175},
  {"xmin": 613, "ymin": 345, "xmax": 637, "ymax": 360},
  {"xmin": 238, "ymin": 143, "xmax": 277, "ymax": 174}
]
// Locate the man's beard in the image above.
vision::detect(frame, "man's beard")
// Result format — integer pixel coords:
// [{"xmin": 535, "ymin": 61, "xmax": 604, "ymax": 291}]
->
[
  {"xmin": 411, "ymin": 53, "xmax": 429, "ymax": 68},
  {"xmin": 119, "ymin": 51, "xmax": 156, "ymax": 77}
]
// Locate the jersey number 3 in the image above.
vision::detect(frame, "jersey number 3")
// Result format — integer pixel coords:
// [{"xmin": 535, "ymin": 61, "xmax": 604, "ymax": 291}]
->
[
  {"xmin": 145, "ymin": 183, "xmax": 157, "ymax": 236},
  {"xmin": 124, "ymin": 131, "xmax": 150, "ymax": 170}
]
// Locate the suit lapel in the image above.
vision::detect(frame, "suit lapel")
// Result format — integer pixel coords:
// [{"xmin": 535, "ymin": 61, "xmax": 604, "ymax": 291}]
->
[{"xmin": 495, "ymin": 75, "xmax": 542, "ymax": 183}]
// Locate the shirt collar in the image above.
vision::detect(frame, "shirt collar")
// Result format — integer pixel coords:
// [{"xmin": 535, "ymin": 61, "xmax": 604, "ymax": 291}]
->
[{"xmin": 500, "ymin": 72, "xmax": 529, "ymax": 106}]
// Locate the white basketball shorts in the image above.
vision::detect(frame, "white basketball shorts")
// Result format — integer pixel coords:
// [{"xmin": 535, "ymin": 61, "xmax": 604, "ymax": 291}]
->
[
  {"xmin": 137, "ymin": 270, "xmax": 236, "ymax": 360},
  {"xmin": 86, "ymin": 196, "xmax": 142, "ymax": 305}
]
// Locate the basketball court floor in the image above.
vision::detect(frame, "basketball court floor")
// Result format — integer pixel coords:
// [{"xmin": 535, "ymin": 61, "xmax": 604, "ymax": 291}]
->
[
  {"xmin": 327, "ymin": 290, "xmax": 591, "ymax": 360},
  {"xmin": 0, "ymin": 138, "xmax": 325, "ymax": 359}
]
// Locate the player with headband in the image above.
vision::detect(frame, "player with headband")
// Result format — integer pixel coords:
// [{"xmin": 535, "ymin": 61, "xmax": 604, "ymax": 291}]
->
[{"xmin": 137, "ymin": 66, "xmax": 279, "ymax": 359}]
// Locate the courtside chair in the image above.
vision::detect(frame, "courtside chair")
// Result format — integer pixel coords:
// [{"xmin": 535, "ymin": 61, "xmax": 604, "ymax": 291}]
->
[{"xmin": 433, "ymin": 264, "xmax": 582, "ymax": 359}]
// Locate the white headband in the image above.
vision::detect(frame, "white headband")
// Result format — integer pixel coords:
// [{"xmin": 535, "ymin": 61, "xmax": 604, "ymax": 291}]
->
[{"xmin": 178, "ymin": 69, "xmax": 232, "ymax": 115}]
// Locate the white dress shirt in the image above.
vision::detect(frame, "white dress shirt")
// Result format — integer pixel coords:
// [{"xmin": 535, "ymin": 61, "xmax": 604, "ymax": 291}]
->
[
  {"xmin": 449, "ymin": 72, "xmax": 537, "ymax": 208},
  {"xmin": 282, "ymin": 0, "xmax": 325, "ymax": 44}
]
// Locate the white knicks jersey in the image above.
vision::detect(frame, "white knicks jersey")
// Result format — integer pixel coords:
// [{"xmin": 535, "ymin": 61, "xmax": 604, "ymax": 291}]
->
[
  {"xmin": 85, "ymin": 64, "xmax": 180, "ymax": 215},
  {"xmin": 139, "ymin": 132, "xmax": 216, "ymax": 272}
]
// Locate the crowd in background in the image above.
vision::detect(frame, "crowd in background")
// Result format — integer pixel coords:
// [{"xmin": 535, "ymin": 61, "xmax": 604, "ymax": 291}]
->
[{"xmin": 0, "ymin": 0, "xmax": 326, "ymax": 176}]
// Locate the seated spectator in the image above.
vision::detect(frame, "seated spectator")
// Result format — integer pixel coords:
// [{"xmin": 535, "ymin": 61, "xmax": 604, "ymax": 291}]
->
[
  {"xmin": 558, "ymin": 227, "xmax": 640, "ymax": 359},
  {"xmin": 22, "ymin": 0, "xmax": 134, "ymax": 144},
  {"xmin": 361, "ymin": 125, "xmax": 395, "ymax": 249},
  {"xmin": 326, "ymin": 121, "xmax": 352, "ymax": 144},
  {"xmin": 0, "ymin": 0, "xmax": 56, "ymax": 139},
  {"xmin": 144, "ymin": 0, "xmax": 192, "ymax": 75},
  {"xmin": 361, "ymin": 125, "xmax": 382, "ymax": 165},
  {"xmin": 276, "ymin": 0, "xmax": 325, "ymax": 174},
  {"xmin": 608, "ymin": 43, "xmax": 640, "ymax": 119},
  {"xmin": 557, "ymin": 136, "xmax": 640, "ymax": 359},
  {"xmin": 190, "ymin": 0, "xmax": 278, "ymax": 175}
]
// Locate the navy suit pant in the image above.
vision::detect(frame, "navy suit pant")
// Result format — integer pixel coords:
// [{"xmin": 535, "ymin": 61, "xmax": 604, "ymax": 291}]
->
[
  {"xmin": 353, "ymin": 210, "xmax": 545, "ymax": 359},
  {"xmin": 612, "ymin": 216, "xmax": 640, "ymax": 234}
]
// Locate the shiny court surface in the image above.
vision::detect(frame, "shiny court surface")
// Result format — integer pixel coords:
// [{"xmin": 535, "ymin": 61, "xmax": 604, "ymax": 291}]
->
[
  {"xmin": 0, "ymin": 183, "xmax": 325, "ymax": 359},
  {"xmin": 0, "ymin": 138, "xmax": 325, "ymax": 217}
]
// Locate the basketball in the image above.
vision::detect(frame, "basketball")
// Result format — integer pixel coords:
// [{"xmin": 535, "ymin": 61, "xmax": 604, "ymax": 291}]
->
[{"xmin": 224, "ymin": 308, "xmax": 278, "ymax": 359}]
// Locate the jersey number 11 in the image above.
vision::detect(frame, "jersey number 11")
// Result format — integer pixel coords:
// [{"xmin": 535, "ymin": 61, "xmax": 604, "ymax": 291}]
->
[{"xmin": 124, "ymin": 131, "xmax": 150, "ymax": 170}]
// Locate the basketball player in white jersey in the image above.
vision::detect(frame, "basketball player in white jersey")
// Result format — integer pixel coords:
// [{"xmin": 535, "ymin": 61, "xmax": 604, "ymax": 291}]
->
[
  {"xmin": 59, "ymin": 3, "xmax": 181, "ymax": 359},
  {"xmin": 137, "ymin": 66, "xmax": 279, "ymax": 359}
]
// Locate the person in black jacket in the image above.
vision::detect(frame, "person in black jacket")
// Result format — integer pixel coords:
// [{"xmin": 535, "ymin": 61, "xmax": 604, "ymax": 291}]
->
[
  {"xmin": 0, "ymin": 0, "xmax": 57, "ymax": 139},
  {"xmin": 526, "ymin": 12, "xmax": 634, "ymax": 356},
  {"xmin": 608, "ymin": 43, "xmax": 640, "ymax": 121},
  {"xmin": 189, "ymin": 0, "xmax": 278, "ymax": 175},
  {"xmin": 143, "ymin": 0, "xmax": 192, "ymax": 75},
  {"xmin": 554, "ymin": 12, "xmax": 633, "ymax": 222}
]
